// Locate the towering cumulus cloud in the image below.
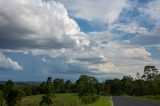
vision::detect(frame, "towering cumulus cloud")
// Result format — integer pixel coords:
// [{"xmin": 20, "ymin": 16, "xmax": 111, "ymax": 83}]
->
[
  {"xmin": 0, "ymin": 0, "xmax": 160, "ymax": 80},
  {"xmin": 58, "ymin": 0, "xmax": 129, "ymax": 24},
  {"xmin": 0, "ymin": 0, "xmax": 89, "ymax": 50}
]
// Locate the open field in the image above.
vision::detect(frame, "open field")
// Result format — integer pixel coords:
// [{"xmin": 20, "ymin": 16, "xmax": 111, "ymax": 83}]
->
[{"xmin": 18, "ymin": 93, "xmax": 112, "ymax": 106}]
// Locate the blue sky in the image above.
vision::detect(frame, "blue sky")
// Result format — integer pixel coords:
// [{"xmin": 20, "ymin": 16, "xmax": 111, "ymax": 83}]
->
[{"xmin": 0, "ymin": 0, "xmax": 160, "ymax": 81}]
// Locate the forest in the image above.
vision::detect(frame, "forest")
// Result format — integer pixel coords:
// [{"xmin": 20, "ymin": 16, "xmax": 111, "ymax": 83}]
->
[{"xmin": 0, "ymin": 65, "xmax": 160, "ymax": 106}]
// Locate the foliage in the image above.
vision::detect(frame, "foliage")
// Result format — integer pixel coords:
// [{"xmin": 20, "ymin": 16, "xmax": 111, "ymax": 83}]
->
[
  {"xmin": 106, "ymin": 65, "xmax": 160, "ymax": 96},
  {"xmin": 65, "ymin": 80, "xmax": 72, "ymax": 92},
  {"xmin": 39, "ymin": 77, "xmax": 54, "ymax": 106},
  {"xmin": 18, "ymin": 93, "xmax": 111, "ymax": 106},
  {"xmin": 76, "ymin": 75, "xmax": 99, "ymax": 104},
  {"xmin": 0, "ymin": 65, "xmax": 159, "ymax": 105},
  {"xmin": 39, "ymin": 94, "xmax": 53, "ymax": 106},
  {"xmin": 6, "ymin": 89, "xmax": 19, "ymax": 106},
  {"xmin": 0, "ymin": 91, "xmax": 4, "ymax": 106},
  {"xmin": 79, "ymin": 95, "xmax": 99, "ymax": 104},
  {"xmin": 2, "ymin": 80, "xmax": 22, "ymax": 106},
  {"xmin": 53, "ymin": 78, "xmax": 65, "ymax": 93}
]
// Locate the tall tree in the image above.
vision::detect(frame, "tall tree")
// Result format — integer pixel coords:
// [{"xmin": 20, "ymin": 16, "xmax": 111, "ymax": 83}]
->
[
  {"xmin": 109, "ymin": 79, "xmax": 122, "ymax": 95},
  {"xmin": 3, "ymin": 80, "xmax": 20, "ymax": 106},
  {"xmin": 142, "ymin": 65, "xmax": 158, "ymax": 81},
  {"xmin": 121, "ymin": 76, "xmax": 133, "ymax": 95},
  {"xmin": 4, "ymin": 80, "xmax": 14, "ymax": 95},
  {"xmin": 76, "ymin": 75, "xmax": 99, "ymax": 104},
  {"xmin": 0, "ymin": 91, "xmax": 3, "ymax": 106},
  {"xmin": 65, "ymin": 80, "xmax": 72, "ymax": 92},
  {"xmin": 142, "ymin": 65, "xmax": 159, "ymax": 94},
  {"xmin": 39, "ymin": 77, "xmax": 54, "ymax": 106},
  {"xmin": 53, "ymin": 79, "xmax": 65, "ymax": 93},
  {"xmin": 6, "ymin": 89, "xmax": 19, "ymax": 106}
]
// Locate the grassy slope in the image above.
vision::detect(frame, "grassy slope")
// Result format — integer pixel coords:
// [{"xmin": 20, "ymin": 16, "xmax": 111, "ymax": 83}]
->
[
  {"xmin": 86, "ymin": 96, "xmax": 111, "ymax": 106},
  {"xmin": 19, "ymin": 93, "xmax": 112, "ymax": 106},
  {"xmin": 138, "ymin": 95, "xmax": 160, "ymax": 103},
  {"xmin": 124, "ymin": 95, "xmax": 160, "ymax": 103}
]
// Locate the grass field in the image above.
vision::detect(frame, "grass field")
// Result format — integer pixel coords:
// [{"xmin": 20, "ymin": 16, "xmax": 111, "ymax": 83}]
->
[
  {"xmin": 125, "ymin": 95, "xmax": 160, "ymax": 103},
  {"xmin": 138, "ymin": 95, "xmax": 160, "ymax": 103},
  {"xmin": 19, "ymin": 93, "xmax": 112, "ymax": 106}
]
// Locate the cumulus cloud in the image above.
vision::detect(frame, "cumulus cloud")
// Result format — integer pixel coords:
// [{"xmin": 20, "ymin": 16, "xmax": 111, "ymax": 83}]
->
[
  {"xmin": 83, "ymin": 26, "xmax": 157, "ymax": 75},
  {"xmin": 145, "ymin": 0, "xmax": 160, "ymax": 25},
  {"xmin": 0, "ymin": 52, "xmax": 22, "ymax": 70},
  {"xmin": 110, "ymin": 23, "xmax": 149, "ymax": 34},
  {"xmin": 145, "ymin": 0, "xmax": 160, "ymax": 38},
  {"xmin": 0, "ymin": 0, "xmax": 89, "ymax": 50},
  {"xmin": 0, "ymin": 0, "xmax": 160, "ymax": 80},
  {"xmin": 58, "ymin": 0, "xmax": 129, "ymax": 24},
  {"xmin": 75, "ymin": 56, "xmax": 106, "ymax": 64}
]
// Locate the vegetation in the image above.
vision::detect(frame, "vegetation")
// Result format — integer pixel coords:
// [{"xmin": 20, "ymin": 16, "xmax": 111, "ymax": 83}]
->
[
  {"xmin": 76, "ymin": 75, "xmax": 99, "ymax": 104},
  {"xmin": 138, "ymin": 95, "xmax": 160, "ymax": 103},
  {"xmin": 0, "ymin": 65, "xmax": 159, "ymax": 105},
  {"xmin": 106, "ymin": 65, "xmax": 160, "ymax": 96},
  {"xmin": 19, "ymin": 93, "xmax": 111, "ymax": 106},
  {"xmin": 39, "ymin": 77, "xmax": 54, "ymax": 106},
  {"xmin": 0, "ymin": 91, "xmax": 4, "ymax": 106}
]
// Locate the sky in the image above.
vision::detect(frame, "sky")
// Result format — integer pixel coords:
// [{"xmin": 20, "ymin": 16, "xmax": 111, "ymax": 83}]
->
[{"xmin": 0, "ymin": 0, "xmax": 160, "ymax": 81}]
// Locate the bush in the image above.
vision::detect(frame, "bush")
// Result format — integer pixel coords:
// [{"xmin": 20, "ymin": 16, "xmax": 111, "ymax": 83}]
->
[{"xmin": 79, "ymin": 95, "xmax": 99, "ymax": 104}]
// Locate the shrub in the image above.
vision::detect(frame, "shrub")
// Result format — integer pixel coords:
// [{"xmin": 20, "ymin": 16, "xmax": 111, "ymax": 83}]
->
[{"xmin": 79, "ymin": 95, "xmax": 99, "ymax": 104}]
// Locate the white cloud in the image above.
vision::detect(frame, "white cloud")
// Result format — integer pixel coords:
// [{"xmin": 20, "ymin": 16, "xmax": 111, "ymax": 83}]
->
[
  {"xmin": 83, "ymin": 27, "xmax": 158, "ymax": 75},
  {"xmin": 58, "ymin": 0, "xmax": 129, "ymax": 24},
  {"xmin": 0, "ymin": 0, "xmax": 159, "ymax": 79},
  {"xmin": 145, "ymin": 0, "xmax": 160, "ymax": 36},
  {"xmin": 145, "ymin": 0, "xmax": 160, "ymax": 25},
  {"xmin": 0, "ymin": 0, "xmax": 89, "ymax": 49},
  {"xmin": 88, "ymin": 31, "xmax": 121, "ymax": 44},
  {"xmin": 42, "ymin": 57, "xmax": 49, "ymax": 63},
  {"xmin": 96, "ymin": 41, "xmax": 158, "ymax": 75},
  {"xmin": 0, "ymin": 52, "xmax": 22, "ymax": 70},
  {"xmin": 110, "ymin": 23, "xmax": 149, "ymax": 34},
  {"xmin": 28, "ymin": 28, "xmax": 157, "ymax": 76}
]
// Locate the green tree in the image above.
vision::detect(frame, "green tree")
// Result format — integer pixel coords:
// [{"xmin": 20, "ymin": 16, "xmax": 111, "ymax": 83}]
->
[
  {"xmin": 3, "ymin": 80, "xmax": 14, "ymax": 95},
  {"xmin": 3, "ymin": 80, "xmax": 21, "ymax": 106},
  {"xmin": 76, "ymin": 75, "xmax": 99, "ymax": 104},
  {"xmin": 121, "ymin": 75, "xmax": 133, "ymax": 95},
  {"xmin": 109, "ymin": 79, "xmax": 122, "ymax": 95},
  {"xmin": 39, "ymin": 77, "xmax": 54, "ymax": 106},
  {"xmin": 142, "ymin": 65, "xmax": 159, "ymax": 95},
  {"xmin": 0, "ymin": 91, "xmax": 4, "ymax": 106},
  {"xmin": 39, "ymin": 94, "xmax": 53, "ymax": 106},
  {"xmin": 6, "ymin": 89, "xmax": 19, "ymax": 106},
  {"xmin": 142, "ymin": 65, "xmax": 158, "ymax": 81},
  {"xmin": 65, "ymin": 80, "xmax": 72, "ymax": 92},
  {"xmin": 53, "ymin": 79, "xmax": 65, "ymax": 93},
  {"xmin": 103, "ymin": 83, "xmax": 110, "ymax": 96}
]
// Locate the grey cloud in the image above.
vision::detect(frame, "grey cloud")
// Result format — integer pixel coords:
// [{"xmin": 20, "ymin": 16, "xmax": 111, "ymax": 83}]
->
[
  {"xmin": 75, "ymin": 57, "xmax": 106, "ymax": 64},
  {"xmin": 0, "ymin": 0, "xmax": 82, "ymax": 50},
  {"xmin": 129, "ymin": 35, "xmax": 160, "ymax": 47}
]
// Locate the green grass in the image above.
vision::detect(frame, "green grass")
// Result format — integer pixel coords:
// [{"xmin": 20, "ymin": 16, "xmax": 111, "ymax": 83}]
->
[
  {"xmin": 18, "ymin": 93, "xmax": 112, "ymax": 106},
  {"xmin": 85, "ymin": 96, "xmax": 111, "ymax": 106},
  {"xmin": 20, "ymin": 95, "xmax": 42, "ymax": 106},
  {"xmin": 138, "ymin": 95, "xmax": 160, "ymax": 103},
  {"xmin": 124, "ymin": 95, "xmax": 160, "ymax": 103}
]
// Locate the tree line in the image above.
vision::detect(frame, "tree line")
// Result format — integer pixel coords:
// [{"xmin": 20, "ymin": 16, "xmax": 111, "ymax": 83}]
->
[{"xmin": 0, "ymin": 65, "xmax": 159, "ymax": 105}]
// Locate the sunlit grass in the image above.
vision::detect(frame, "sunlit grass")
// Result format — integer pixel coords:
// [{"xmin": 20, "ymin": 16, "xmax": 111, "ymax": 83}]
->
[{"xmin": 18, "ymin": 93, "xmax": 112, "ymax": 106}]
